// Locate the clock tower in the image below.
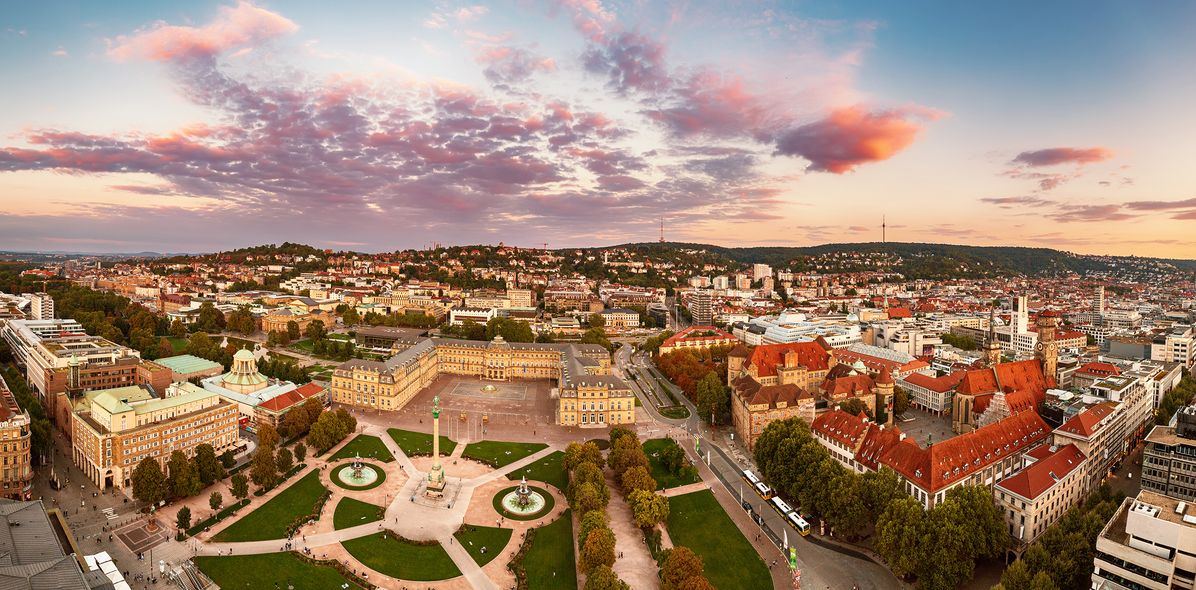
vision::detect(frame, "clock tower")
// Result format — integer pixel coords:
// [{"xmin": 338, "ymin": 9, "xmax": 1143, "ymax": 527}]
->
[{"xmin": 1036, "ymin": 310, "xmax": 1061, "ymax": 387}]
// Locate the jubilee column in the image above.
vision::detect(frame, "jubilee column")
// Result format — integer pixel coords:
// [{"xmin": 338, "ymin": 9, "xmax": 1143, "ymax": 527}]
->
[{"xmin": 426, "ymin": 395, "xmax": 446, "ymax": 496}]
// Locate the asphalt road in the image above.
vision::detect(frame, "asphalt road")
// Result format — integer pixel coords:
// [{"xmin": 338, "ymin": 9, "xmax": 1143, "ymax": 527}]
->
[{"xmin": 614, "ymin": 345, "xmax": 903, "ymax": 590}]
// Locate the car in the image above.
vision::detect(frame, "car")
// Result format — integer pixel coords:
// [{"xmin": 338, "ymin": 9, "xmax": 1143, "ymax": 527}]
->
[{"xmin": 741, "ymin": 500, "xmax": 752, "ymax": 512}]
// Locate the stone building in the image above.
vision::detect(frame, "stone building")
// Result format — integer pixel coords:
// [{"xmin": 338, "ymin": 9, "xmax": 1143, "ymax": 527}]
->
[{"xmin": 0, "ymin": 375, "xmax": 32, "ymax": 500}]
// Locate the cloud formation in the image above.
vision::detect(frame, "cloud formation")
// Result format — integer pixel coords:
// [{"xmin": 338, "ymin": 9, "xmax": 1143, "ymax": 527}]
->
[
  {"xmin": 775, "ymin": 106, "xmax": 941, "ymax": 173},
  {"xmin": 107, "ymin": 2, "xmax": 297, "ymax": 62},
  {"xmin": 1012, "ymin": 147, "xmax": 1114, "ymax": 167}
]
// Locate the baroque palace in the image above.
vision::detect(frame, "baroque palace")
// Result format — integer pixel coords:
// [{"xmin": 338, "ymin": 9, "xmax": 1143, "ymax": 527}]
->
[{"xmin": 331, "ymin": 336, "xmax": 635, "ymax": 428}]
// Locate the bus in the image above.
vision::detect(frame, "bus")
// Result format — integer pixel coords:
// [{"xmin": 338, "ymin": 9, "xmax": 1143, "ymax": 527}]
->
[
  {"xmin": 787, "ymin": 512, "xmax": 811, "ymax": 536},
  {"xmin": 742, "ymin": 469, "xmax": 760, "ymax": 486},
  {"xmin": 770, "ymin": 496, "xmax": 793, "ymax": 517},
  {"xmin": 754, "ymin": 481, "xmax": 773, "ymax": 499}
]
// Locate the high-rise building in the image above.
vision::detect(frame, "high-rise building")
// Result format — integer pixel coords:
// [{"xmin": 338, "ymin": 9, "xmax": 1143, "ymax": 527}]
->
[
  {"xmin": 687, "ymin": 289, "xmax": 713, "ymax": 325},
  {"xmin": 1093, "ymin": 285, "xmax": 1105, "ymax": 315},
  {"xmin": 23, "ymin": 293, "xmax": 53, "ymax": 320},
  {"xmin": 752, "ymin": 264, "xmax": 772, "ymax": 281},
  {"xmin": 712, "ymin": 276, "xmax": 729, "ymax": 290}
]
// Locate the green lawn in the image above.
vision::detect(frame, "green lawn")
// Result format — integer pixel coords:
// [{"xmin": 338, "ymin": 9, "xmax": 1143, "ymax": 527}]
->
[
  {"xmin": 453, "ymin": 525, "xmax": 512, "ymax": 567},
  {"xmin": 291, "ymin": 339, "xmax": 316, "ymax": 353},
  {"xmin": 666, "ymin": 490, "xmax": 770, "ymax": 590},
  {"xmin": 341, "ymin": 533, "xmax": 461, "ymax": 581},
  {"xmin": 644, "ymin": 438, "xmax": 701, "ymax": 489},
  {"xmin": 166, "ymin": 336, "xmax": 188, "ymax": 354},
  {"xmin": 387, "ymin": 427, "xmax": 456, "ymax": 457},
  {"xmin": 195, "ymin": 552, "xmax": 363, "ymax": 590},
  {"xmin": 213, "ymin": 470, "xmax": 326, "ymax": 542},
  {"xmin": 462, "ymin": 440, "xmax": 547, "ymax": 468},
  {"xmin": 329, "ymin": 434, "xmax": 395, "ymax": 463},
  {"xmin": 519, "ymin": 510, "xmax": 576, "ymax": 590},
  {"xmin": 333, "ymin": 497, "xmax": 384, "ymax": 530},
  {"xmin": 508, "ymin": 450, "xmax": 567, "ymax": 491}
]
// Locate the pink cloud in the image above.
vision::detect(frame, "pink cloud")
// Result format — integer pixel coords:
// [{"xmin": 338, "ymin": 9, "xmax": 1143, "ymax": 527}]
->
[
  {"xmin": 774, "ymin": 105, "xmax": 941, "ymax": 173},
  {"xmin": 1049, "ymin": 204, "xmax": 1136, "ymax": 223},
  {"xmin": 1011, "ymin": 147, "xmax": 1113, "ymax": 167},
  {"xmin": 108, "ymin": 2, "xmax": 297, "ymax": 62},
  {"xmin": 1124, "ymin": 197, "xmax": 1196, "ymax": 210},
  {"xmin": 475, "ymin": 46, "xmax": 556, "ymax": 86},
  {"xmin": 980, "ymin": 196, "xmax": 1053, "ymax": 208}
]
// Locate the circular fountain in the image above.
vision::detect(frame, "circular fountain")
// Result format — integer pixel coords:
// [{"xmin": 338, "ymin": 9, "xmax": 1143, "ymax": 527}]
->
[
  {"xmin": 481, "ymin": 384, "xmax": 498, "ymax": 393},
  {"xmin": 500, "ymin": 477, "xmax": 546, "ymax": 516},
  {"xmin": 333, "ymin": 454, "xmax": 382, "ymax": 489}
]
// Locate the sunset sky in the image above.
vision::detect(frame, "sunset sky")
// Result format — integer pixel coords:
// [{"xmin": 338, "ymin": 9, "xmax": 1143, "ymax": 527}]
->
[{"xmin": 2, "ymin": 1, "xmax": 1195, "ymax": 256}]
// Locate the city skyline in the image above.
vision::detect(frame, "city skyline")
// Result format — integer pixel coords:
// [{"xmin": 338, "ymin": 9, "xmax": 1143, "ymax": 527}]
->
[{"xmin": 2, "ymin": 1, "xmax": 1196, "ymax": 256}]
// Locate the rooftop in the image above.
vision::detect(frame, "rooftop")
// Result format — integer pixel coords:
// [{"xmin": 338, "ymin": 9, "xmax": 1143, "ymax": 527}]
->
[{"xmin": 153, "ymin": 354, "xmax": 223, "ymax": 375}]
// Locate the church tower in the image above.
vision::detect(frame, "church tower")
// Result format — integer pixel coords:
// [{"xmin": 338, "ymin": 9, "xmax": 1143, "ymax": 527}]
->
[
  {"xmin": 983, "ymin": 304, "xmax": 1002, "ymax": 367},
  {"xmin": 1036, "ymin": 310, "xmax": 1061, "ymax": 387}
]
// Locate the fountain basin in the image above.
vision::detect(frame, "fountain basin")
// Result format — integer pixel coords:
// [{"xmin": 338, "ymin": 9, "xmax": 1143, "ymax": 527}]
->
[
  {"xmin": 331, "ymin": 462, "xmax": 387, "ymax": 491},
  {"xmin": 491, "ymin": 484, "xmax": 555, "ymax": 520}
]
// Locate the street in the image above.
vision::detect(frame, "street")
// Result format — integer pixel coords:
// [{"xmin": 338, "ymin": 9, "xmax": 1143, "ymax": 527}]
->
[{"xmin": 615, "ymin": 344, "xmax": 905, "ymax": 590}]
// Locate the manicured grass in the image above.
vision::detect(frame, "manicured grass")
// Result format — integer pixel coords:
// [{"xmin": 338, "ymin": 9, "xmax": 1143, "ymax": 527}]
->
[
  {"xmin": 519, "ymin": 509, "xmax": 576, "ymax": 590},
  {"xmin": 213, "ymin": 470, "xmax": 326, "ymax": 542},
  {"xmin": 341, "ymin": 533, "xmax": 461, "ymax": 581},
  {"xmin": 453, "ymin": 525, "xmax": 512, "ymax": 567},
  {"xmin": 666, "ymin": 490, "xmax": 770, "ymax": 590},
  {"xmin": 509, "ymin": 450, "xmax": 567, "ymax": 491},
  {"xmin": 462, "ymin": 440, "xmax": 548, "ymax": 468},
  {"xmin": 329, "ymin": 434, "xmax": 395, "ymax": 463},
  {"xmin": 187, "ymin": 499, "xmax": 250, "ymax": 536},
  {"xmin": 195, "ymin": 552, "xmax": 363, "ymax": 590},
  {"xmin": 333, "ymin": 497, "xmax": 384, "ymax": 530},
  {"xmin": 644, "ymin": 438, "xmax": 701, "ymax": 489},
  {"xmin": 166, "ymin": 336, "xmax": 188, "ymax": 354},
  {"xmin": 330, "ymin": 461, "xmax": 387, "ymax": 491},
  {"xmin": 492, "ymin": 485, "xmax": 555, "ymax": 521},
  {"xmin": 387, "ymin": 427, "xmax": 456, "ymax": 457},
  {"xmin": 659, "ymin": 405, "xmax": 690, "ymax": 419}
]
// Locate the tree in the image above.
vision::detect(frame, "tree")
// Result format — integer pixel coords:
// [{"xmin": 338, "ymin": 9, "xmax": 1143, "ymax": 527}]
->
[
  {"xmin": 156, "ymin": 338, "xmax": 175, "ymax": 359},
  {"xmin": 584, "ymin": 565, "xmax": 629, "ymax": 590},
  {"xmin": 589, "ymin": 313, "xmax": 606, "ymax": 329},
  {"xmin": 304, "ymin": 320, "xmax": 326, "ymax": 341},
  {"xmin": 580, "ymin": 327, "xmax": 613, "ymax": 351},
  {"xmin": 257, "ymin": 423, "xmax": 280, "ymax": 450},
  {"xmin": 209, "ymin": 491, "xmax": 223, "ymax": 512},
  {"xmin": 620, "ymin": 465, "xmax": 656, "ymax": 495},
  {"xmin": 695, "ymin": 372, "xmax": 728, "ymax": 425},
  {"xmin": 892, "ymin": 386, "xmax": 911, "ymax": 416},
  {"xmin": 286, "ymin": 320, "xmax": 301, "ymax": 341},
  {"xmin": 167, "ymin": 450, "xmax": 202, "ymax": 498},
  {"xmin": 945, "ymin": 485, "xmax": 1008, "ymax": 561},
  {"xmin": 607, "ymin": 435, "xmax": 649, "ymax": 479},
  {"xmin": 219, "ymin": 449, "xmax": 236, "ymax": 468},
  {"xmin": 860, "ymin": 467, "xmax": 905, "ymax": 519},
  {"xmin": 838, "ymin": 398, "xmax": 869, "ymax": 417},
  {"xmin": 276, "ymin": 447, "xmax": 294, "ymax": 473},
  {"xmin": 196, "ymin": 302, "xmax": 226, "ymax": 333},
  {"xmin": 250, "ymin": 446, "xmax": 279, "ymax": 489},
  {"xmin": 176, "ymin": 506, "xmax": 191, "ymax": 531},
  {"xmin": 578, "ymin": 526, "xmax": 616, "ymax": 573},
  {"xmin": 573, "ymin": 482, "xmax": 609, "ymax": 515},
  {"xmin": 627, "ymin": 489, "xmax": 669, "ymax": 528},
  {"xmin": 609, "ymin": 426, "xmax": 635, "ymax": 447},
  {"xmin": 657, "ymin": 439, "xmax": 687, "ymax": 475},
  {"xmin": 661, "ymin": 547, "xmax": 705, "ymax": 590},
  {"xmin": 169, "ymin": 319, "xmax": 187, "ymax": 337},
  {"xmin": 824, "ymin": 473, "xmax": 868, "ymax": 539},
  {"xmin": 294, "ymin": 442, "xmax": 307, "ymax": 463},
  {"xmin": 131, "ymin": 458, "xmax": 168, "ymax": 506},
  {"xmin": 916, "ymin": 499, "xmax": 975, "ymax": 590},
  {"xmin": 230, "ymin": 473, "xmax": 249, "ymax": 500},
  {"xmin": 565, "ymin": 441, "xmax": 605, "ymax": 471},
  {"xmin": 578, "ymin": 510, "xmax": 608, "ymax": 548},
  {"xmin": 342, "ymin": 307, "xmax": 360, "ymax": 327},
  {"xmin": 194, "ymin": 444, "xmax": 225, "ymax": 486},
  {"xmin": 875, "ymin": 496, "xmax": 924, "ymax": 578}
]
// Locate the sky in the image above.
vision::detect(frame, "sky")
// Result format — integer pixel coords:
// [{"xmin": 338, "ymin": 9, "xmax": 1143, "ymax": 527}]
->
[{"xmin": 2, "ymin": 1, "xmax": 1196, "ymax": 256}]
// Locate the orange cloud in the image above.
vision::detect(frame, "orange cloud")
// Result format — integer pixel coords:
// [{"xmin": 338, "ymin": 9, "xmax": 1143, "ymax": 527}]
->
[
  {"xmin": 108, "ymin": 2, "xmax": 297, "ymax": 62},
  {"xmin": 775, "ymin": 105, "xmax": 942, "ymax": 173}
]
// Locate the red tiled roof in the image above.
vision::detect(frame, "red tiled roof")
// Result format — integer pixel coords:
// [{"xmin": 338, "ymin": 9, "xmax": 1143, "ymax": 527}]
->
[
  {"xmin": 835, "ymin": 349, "xmax": 930, "ymax": 376},
  {"xmin": 661, "ymin": 326, "xmax": 737, "ymax": 348},
  {"xmin": 878, "ymin": 411, "xmax": 1051, "ymax": 493},
  {"xmin": 746, "ymin": 342, "xmax": 831, "ymax": 376},
  {"xmin": 822, "ymin": 375, "xmax": 875, "ymax": 399},
  {"xmin": 1076, "ymin": 362, "xmax": 1120, "ymax": 377},
  {"xmin": 996, "ymin": 443, "xmax": 1086, "ymax": 501},
  {"xmin": 956, "ymin": 360, "xmax": 1051, "ymax": 403},
  {"xmin": 812, "ymin": 409, "xmax": 869, "ymax": 449},
  {"xmin": 854, "ymin": 424, "xmax": 905, "ymax": 472},
  {"xmin": 1057, "ymin": 403, "xmax": 1115, "ymax": 438},
  {"xmin": 902, "ymin": 371, "xmax": 965, "ymax": 393},
  {"xmin": 258, "ymin": 383, "xmax": 326, "ymax": 413},
  {"xmin": 887, "ymin": 307, "xmax": 913, "ymax": 319},
  {"xmin": 733, "ymin": 376, "xmax": 812, "ymax": 408}
]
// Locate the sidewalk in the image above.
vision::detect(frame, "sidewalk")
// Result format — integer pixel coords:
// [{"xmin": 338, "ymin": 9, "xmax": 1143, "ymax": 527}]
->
[{"xmin": 605, "ymin": 473, "xmax": 661, "ymax": 590}]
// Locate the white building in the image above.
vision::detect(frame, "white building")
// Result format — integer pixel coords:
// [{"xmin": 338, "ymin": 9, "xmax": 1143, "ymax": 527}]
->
[
  {"xmin": 22, "ymin": 293, "xmax": 54, "ymax": 320},
  {"xmin": 1093, "ymin": 490, "xmax": 1196, "ymax": 590},
  {"xmin": 752, "ymin": 264, "xmax": 772, "ymax": 281},
  {"xmin": 1153, "ymin": 326, "xmax": 1196, "ymax": 369},
  {"xmin": 449, "ymin": 307, "xmax": 497, "ymax": 326}
]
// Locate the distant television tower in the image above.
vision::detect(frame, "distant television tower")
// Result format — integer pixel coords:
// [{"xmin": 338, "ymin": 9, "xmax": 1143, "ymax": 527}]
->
[
  {"xmin": 659, "ymin": 217, "xmax": 665, "ymax": 243},
  {"xmin": 882, "ymin": 215, "xmax": 887, "ymax": 244}
]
